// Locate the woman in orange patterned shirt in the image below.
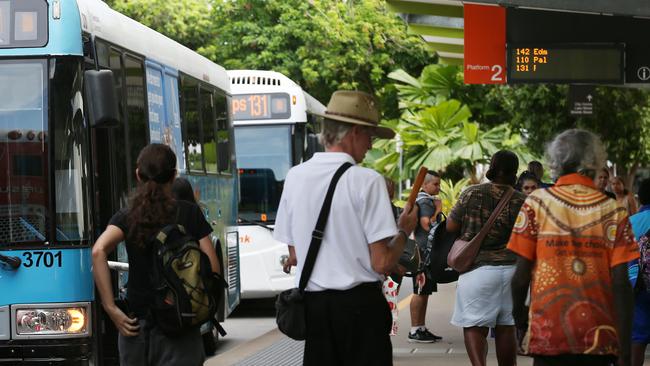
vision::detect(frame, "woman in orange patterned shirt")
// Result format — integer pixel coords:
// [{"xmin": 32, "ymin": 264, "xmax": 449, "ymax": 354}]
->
[{"xmin": 508, "ymin": 129, "xmax": 638, "ymax": 366}]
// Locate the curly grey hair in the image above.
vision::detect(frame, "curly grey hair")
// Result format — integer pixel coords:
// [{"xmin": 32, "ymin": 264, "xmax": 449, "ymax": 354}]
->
[
  {"xmin": 546, "ymin": 129, "xmax": 607, "ymax": 179},
  {"xmin": 318, "ymin": 118, "xmax": 353, "ymax": 148}
]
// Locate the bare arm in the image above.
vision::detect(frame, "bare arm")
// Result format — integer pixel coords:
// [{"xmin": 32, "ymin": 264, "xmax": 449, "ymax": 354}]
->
[
  {"xmin": 628, "ymin": 193, "xmax": 638, "ymax": 215},
  {"xmin": 198, "ymin": 235, "xmax": 221, "ymax": 274},
  {"xmin": 91, "ymin": 225, "xmax": 139, "ymax": 336},
  {"xmin": 612, "ymin": 262, "xmax": 634, "ymax": 366},
  {"xmin": 419, "ymin": 216, "xmax": 431, "ymax": 232},
  {"xmin": 369, "ymin": 203, "xmax": 418, "ymax": 274},
  {"xmin": 446, "ymin": 216, "xmax": 461, "ymax": 233},
  {"xmin": 511, "ymin": 255, "xmax": 533, "ymax": 328},
  {"xmin": 434, "ymin": 198, "xmax": 442, "ymax": 218}
]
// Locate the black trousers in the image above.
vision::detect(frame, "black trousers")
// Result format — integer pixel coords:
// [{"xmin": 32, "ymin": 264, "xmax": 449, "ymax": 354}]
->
[
  {"xmin": 533, "ymin": 354, "xmax": 617, "ymax": 366},
  {"xmin": 303, "ymin": 282, "xmax": 393, "ymax": 366}
]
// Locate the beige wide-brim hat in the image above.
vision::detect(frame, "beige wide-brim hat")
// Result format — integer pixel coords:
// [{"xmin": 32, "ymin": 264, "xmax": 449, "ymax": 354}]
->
[{"xmin": 314, "ymin": 90, "xmax": 395, "ymax": 139}]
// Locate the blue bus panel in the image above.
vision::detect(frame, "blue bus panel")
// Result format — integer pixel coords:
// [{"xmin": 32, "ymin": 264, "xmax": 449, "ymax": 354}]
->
[
  {"xmin": 0, "ymin": 0, "xmax": 83, "ymax": 57},
  {"xmin": 0, "ymin": 248, "xmax": 93, "ymax": 306}
]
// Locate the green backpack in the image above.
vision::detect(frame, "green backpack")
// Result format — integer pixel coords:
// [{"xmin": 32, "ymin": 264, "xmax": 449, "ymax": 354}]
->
[{"xmin": 149, "ymin": 224, "xmax": 226, "ymax": 336}]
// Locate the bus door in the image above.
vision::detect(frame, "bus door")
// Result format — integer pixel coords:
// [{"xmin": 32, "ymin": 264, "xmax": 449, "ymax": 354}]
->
[{"xmin": 92, "ymin": 42, "xmax": 149, "ymax": 364}]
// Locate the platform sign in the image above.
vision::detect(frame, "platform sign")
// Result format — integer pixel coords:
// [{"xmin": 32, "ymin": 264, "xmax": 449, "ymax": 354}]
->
[
  {"xmin": 464, "ymin": 4, "xmax": 506, "ymax": 84},
  {"xmin": 507, "ymin": 44, "xmax": 624, "ymax": 83},
  {"xmin": 569, "ymin": 85, "xmax": 595, "ymax": 115}
]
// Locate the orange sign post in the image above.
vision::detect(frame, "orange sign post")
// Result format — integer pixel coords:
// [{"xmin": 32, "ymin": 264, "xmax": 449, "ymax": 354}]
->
[{"xmin": 464, "ymin": 4, "xmax": 507, "ymax": 84}]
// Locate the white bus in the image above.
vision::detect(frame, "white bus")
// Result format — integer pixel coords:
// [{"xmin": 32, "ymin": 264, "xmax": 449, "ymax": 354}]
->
[{"xmin": 228, "ymin": 70, "xmax": 325, "ymax": 299}]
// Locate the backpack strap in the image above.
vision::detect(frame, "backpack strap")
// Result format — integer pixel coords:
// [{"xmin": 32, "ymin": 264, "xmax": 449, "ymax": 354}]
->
[
  {"xmin": 215, "ymin": 322, "xmax": 227, "ymax": 337},
  {"xmin": 298, "ymin": 162, "xmax": 353, "ymax": 291},
  {"xmin": 153, "ymin": 224, "xmax": 187, "ymax": 246}
]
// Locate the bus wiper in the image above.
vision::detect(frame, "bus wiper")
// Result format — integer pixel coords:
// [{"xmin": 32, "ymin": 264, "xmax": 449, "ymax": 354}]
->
[
  {"xmin": 0, "ymin": 254, "xmax": 21, "ymax": 270},
  {"xmin": 238, "ymin": 217, "xmax": 274, "ymax": 232}
]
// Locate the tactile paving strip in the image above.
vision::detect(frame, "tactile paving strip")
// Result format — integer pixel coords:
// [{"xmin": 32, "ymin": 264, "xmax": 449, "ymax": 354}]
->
[{"xmin": 234, "ymin": 337, "xmax": 304, "ymax": 366}]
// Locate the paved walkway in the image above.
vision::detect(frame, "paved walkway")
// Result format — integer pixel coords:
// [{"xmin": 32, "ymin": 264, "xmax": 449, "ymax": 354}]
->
[
  {"xmin": 207, "ymin": 282, "xmax": 532, "ymax": 365},
  {"xmin": 207, "ymin": 281, "xmax": 644, "ymax": 365}
]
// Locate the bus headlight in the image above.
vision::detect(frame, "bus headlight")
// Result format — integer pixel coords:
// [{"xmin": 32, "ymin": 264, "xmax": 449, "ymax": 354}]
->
[{"xmin": 12, "ymin": 303, "xmax": 91, "ymax": 339}]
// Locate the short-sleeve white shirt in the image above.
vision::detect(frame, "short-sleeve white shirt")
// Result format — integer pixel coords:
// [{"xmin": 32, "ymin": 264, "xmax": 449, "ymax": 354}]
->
[{"xmin": 273, "ymin": 152, "xmax": 398, "ymax": 291}]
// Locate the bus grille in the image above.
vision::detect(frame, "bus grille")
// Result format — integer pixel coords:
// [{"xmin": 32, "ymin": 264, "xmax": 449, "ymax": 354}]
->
[
  {"xmin": 227, "ymin": 245, "xmax": 239, "ymax": 291},
  {"xmin": 0, "ymin": 216, "xmax": 46, "ymax": 243}
]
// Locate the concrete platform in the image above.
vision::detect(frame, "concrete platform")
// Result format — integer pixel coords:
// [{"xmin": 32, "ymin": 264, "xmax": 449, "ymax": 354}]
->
[{"xmin": 206, "ymin": 281, "xmax": 644, "ymax": 366}]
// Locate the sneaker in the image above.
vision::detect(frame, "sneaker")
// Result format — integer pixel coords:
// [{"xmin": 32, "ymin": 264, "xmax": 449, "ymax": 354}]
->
[
  {"xmin": 408, "ymin": 328, "xmax": 438, "ymax": 343},
  {"xmin": 423, "ymin": 328, "xmax": 443, "ymax": 341}
]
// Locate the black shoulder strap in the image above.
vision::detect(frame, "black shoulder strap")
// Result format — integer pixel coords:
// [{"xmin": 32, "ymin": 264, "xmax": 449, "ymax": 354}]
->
[{"xmin": 298, "ymin": 162, "xmax": 353, "ymax": 291}]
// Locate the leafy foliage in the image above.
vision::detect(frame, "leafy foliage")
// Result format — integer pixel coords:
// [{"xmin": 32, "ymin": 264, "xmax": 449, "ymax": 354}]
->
[
  {"xmin": 488, "ymin": 84, "xmax": 650, "ymax": 179},
  {"xmin": 203, "ymin": 0, "xmax": 435, "ymax": 118},
  {"xmin": 438, "ymin": 178, "xmax": 469, "ymax": 214},
  {"xmin": 367, "ymin": 65, "xmax": 538, "ymax": 183},
  {"xmin": 107, "ymin": 0, "xmax": 214, "ymax": 51}
]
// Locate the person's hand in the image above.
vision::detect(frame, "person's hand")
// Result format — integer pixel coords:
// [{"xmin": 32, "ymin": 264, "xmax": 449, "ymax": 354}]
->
[
  {"xmin": 398, "ymin": 202, "xmax": 418, "ymax": 235},
  {"xmin": 106, "ymin": 305, "xmax": 140, "ymax": 337},
  {"xmin": 282, "ymin": 255, "xmax": 297, "ymax": 274},
  {"xmin": 516, "ymin": 325, "xmax": 527, "ymax": 355},
  {"xmin": 415, "ymin": 272, "xmax": 426, "ymax": 295}
]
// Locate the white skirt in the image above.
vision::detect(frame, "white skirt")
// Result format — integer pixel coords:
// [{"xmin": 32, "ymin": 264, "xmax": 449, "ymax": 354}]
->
[{"xmin": 451, "ymin": 264, "xmax": 516, "ymax": 328}]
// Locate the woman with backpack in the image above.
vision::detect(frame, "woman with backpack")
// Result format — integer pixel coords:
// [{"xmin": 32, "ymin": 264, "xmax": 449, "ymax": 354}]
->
[{"xmin": 92, "ymin": 144, "xmax": 220, "ymax": 366}]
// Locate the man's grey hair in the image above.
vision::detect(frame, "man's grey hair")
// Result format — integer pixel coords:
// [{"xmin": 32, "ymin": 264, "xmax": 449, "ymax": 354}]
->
[
  {"xmin": 546, "ymin": 129, "xmax": 607, "ymax": 179},
  {"xmin": 318, "ymin": 119, "xmax": 353, "ymax": 148}
]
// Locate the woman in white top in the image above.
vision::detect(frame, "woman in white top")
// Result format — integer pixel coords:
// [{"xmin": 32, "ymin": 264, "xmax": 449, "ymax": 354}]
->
[{"xmin": 612, "ymin": 175, "xmax": 638, "ymax": 215}]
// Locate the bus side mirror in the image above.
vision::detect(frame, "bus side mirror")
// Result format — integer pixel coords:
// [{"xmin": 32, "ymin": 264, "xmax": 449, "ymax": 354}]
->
[
  {"xmin": 84, "ymin": 70, "xmax": 119, "ymax": 127},
  {"xmin": 305, "ymin": 133, "xmax": 322, "ymax": 161}
]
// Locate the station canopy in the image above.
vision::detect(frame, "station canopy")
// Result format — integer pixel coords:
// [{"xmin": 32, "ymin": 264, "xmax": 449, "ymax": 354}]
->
[{"xmin": 387, "ymin": 0, "xmax": 650, "ymax": 65}]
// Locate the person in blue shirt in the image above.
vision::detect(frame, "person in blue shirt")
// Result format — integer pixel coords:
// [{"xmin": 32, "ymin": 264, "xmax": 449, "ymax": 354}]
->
[{"xmin": 629, "ymin": 178, "xmax": 650, "ymax": 366}]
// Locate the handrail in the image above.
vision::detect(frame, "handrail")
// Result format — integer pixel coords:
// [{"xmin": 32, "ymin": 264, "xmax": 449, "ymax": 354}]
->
[{"xmin": 108, "ymin": 261, "xmax": 129, "ymax": 272}]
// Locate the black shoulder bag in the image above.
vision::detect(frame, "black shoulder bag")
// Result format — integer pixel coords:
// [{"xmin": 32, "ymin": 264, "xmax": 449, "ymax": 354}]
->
[{"xmin": 275, "ymin": 162, "xmax": 353, "ymax": 340}]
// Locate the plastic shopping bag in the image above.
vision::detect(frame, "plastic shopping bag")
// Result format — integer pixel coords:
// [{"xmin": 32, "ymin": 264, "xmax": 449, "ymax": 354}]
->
[{"xmin": 383, "ymin": 276, "xmax": 400, "ymax": 336}]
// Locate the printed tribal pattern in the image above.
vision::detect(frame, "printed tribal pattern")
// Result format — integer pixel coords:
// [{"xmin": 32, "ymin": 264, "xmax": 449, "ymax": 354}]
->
[{"xmin": 508, "ymin": 177, "xmax": 639, "ymax": 357}]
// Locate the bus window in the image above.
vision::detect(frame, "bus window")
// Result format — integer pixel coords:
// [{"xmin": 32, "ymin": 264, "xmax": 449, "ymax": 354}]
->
[
  {"xmin": 215, "ymin": 92, "xmax": 230, "ymax": 173},
  {"xmin": 201, "ymin": 88, "xmax": 217, "ymax": 174},
  {"xmin": 108, "ymin": 47, "xmax": 129, "ymax": 204},
  {"xmin": 0, "ymin": 59, "xmax": 49, "ymax": 244},
  {"xmin": 234, "ymin": 125, "xmax": 291, "ymax": 222},
  {"xmin": 96, "ymin": 40, "xmax": 109, "ymax": 69},
  {"xmin": 181, "ymin": 76, "xmax": 204, "ymax": 173},
  {"xmin": 124, "ymin": 55, "xmax": 148, "ymax": 184},
  {"xmin": 52, "ymin": 58, "xmax": 91, "ymax": 241}
]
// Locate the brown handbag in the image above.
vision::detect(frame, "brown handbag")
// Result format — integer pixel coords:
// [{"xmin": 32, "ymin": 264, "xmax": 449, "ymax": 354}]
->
[{"xmin": 447, "ymin": 187, "xmax": 515, "ymax": 273}]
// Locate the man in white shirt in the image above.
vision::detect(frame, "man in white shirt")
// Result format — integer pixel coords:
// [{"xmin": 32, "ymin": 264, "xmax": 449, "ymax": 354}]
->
[{"xmin": 274, "ymin": 90, "xmax": 418, "ymax": 366}]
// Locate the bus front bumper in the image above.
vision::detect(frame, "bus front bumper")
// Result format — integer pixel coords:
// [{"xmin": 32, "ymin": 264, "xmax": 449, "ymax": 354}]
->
[{"xmin": 0, "ymin": 339, "xmax": 91, "ymax": 365}]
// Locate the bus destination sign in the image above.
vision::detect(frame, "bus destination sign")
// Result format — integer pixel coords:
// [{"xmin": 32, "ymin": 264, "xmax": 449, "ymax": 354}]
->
[
  {"xmin": 231, "ymin": 93, "xmax": 291, "ymax": 121},
  {"xmin": 507, "ymin": 44, "xmax": 624, "ymax": 83}
]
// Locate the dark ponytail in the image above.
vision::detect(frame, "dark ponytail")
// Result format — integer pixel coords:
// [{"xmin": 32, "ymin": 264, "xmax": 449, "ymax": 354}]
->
[{"xmin": 127, "ymin": 144, "xmax": 177, "ymax": 247}]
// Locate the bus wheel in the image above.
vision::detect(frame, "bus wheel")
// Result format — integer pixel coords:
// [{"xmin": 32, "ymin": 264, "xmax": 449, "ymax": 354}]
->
[{"xmin": 203, "ymin": 326, "xmax": 218, "ymax": 356}]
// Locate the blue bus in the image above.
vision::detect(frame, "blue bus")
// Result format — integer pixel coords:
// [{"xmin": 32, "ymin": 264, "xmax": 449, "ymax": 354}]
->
[{"xmin": 0, "ymin": 0, "xmax": 240, "ymax": 363}]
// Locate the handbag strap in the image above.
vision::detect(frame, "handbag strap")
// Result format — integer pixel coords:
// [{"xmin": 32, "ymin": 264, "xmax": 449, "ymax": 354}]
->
[
  {"xmin": 298, "ymin": 162, "xmax": 353, "ymax": 291},
  {"xmin": 473, "ymin": 186, "xmax": 515, "ymax": 245}
]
